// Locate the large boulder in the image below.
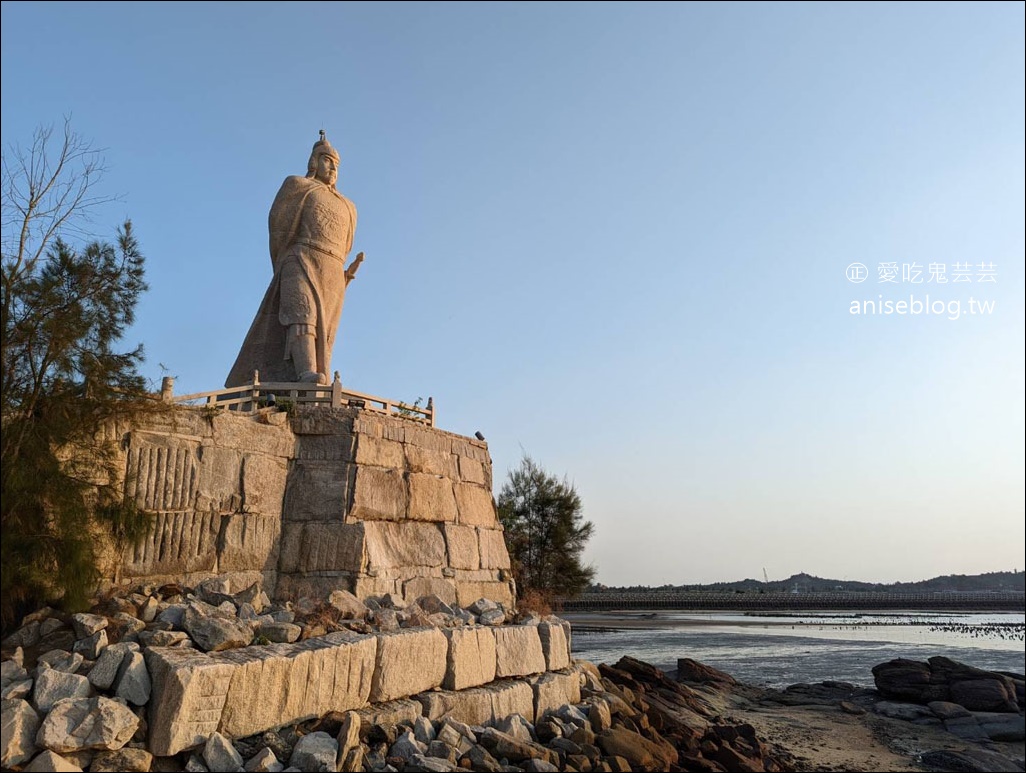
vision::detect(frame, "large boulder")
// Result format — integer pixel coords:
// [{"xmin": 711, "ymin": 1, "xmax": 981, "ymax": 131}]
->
[
  {"xmin": 872, "ymin": 657, "xmax": 1021, "ymax": 713},
  {"xmin": 1, "ymin": 698, "xmax": 40, "ymax": 768},
  {"xmin": 36, "ymin": 696, "xmax": 140, "ymax": 753}
]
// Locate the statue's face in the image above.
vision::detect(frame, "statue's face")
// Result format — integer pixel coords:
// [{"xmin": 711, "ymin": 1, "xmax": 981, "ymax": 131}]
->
[{"xmin": 315, "ymin": 153, "xmax": 339, "ymax": 186}]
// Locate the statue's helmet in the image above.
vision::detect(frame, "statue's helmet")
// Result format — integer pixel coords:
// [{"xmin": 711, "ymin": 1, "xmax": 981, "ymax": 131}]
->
[{"xmin": 307, "ymin": 130, "xmax": 341, "ymax": 176}]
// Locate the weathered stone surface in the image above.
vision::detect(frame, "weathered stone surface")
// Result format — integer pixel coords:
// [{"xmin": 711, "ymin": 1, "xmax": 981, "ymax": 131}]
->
[
  {"xmin": 1, "ymin": 659, "xmax": 29, "ymax": 690},
  {"xmin": 296, "ymin": 431, "xmax": 353, "ymax": 461},
  {"xmin": 203, "ymin": 731, "xmax": 244, "ymax": 772},
  {"xmin": 975, "ymin": 712, "xmax": 1026, "ymax": 742},
  {"xmin": 255, "ymin": 623, "xmax": 301, "ymax": 643},
  {"xmin": 127, "ymin": 436, "xmax": 202, "ymax": 513},
  {"xmin": 210, "ymin": 414, "xmax": 295, "ymax": 459},
  {"xmin": 371, "ymin": 628, "xmax": 448, "ymax": 702},
  {"xmin": 240, "ymin": 455, "xmax": 288, "ymax": 517},
  {"xmin": 406, "ymin": 446, "xmax": 457, "ymax": 478},
  {"xmin": 453, "ymin": 483, "xmax": 496, "ymax": 527},
  {"xmin": 588, "ymin": 698, "xmax": 612, "ymax": 732},
  {"xmin": 219, "ymin": 515, "xmax": 281, "ymax": 573},
  {"xmin": 2, "ymin": 678, "xmax": 32, "ymax": 700},
  {"xmin": 597, "ymin": 727, "xmax": 677, "ymax": 772},
  {"xmin": 291, "ymin": 409, "xmax": 356, "ymax": 437},
  {"xmin": 407, "ymin": 751, "xmax": 459, "ymax": 771},
  {"xmin": 350, "ymin": 575, "xmax": 399, "ymax": 600},
  {"xmin": 183, "ymin": 609, "xmax": 253, "ymax": 653},
  {"xmin": 463, "ymin": 744, "xmax": 502, "ymax": 772},
  {"xmin": 23, "ymin": 750, "xmax": 83, "ymax": 772},
  {"xmin": 407, "ymin": 474, "xmax": 457, "ymax": 523},
  {"xmin": 193, "ymin": 445, "xmax": 242, "ymax": 514},
  {"xmin": 921, "ymin": 748, "xmax": 1026, "ymax": 773},
  {"xmin": 495, "ymin": 713, "xmax": 533, "ymax": 743},
  {"xmin": 676, "ymin": 657, "xmax": 738, "ymax": 686},
  {"xmin": 279, "ymin": 522, "xmax": 366, "ymax": 573},
  {"xmin": 418, "ymin": 686, "xmax": 494, "ymax": 726},
  {"xmin": 93, "ymin": 645, "xmax": 140, "ymax": 689},
  {"xmin": 451, "ymin": 437, "xmax": 488, "ymax": 462},
  {"xmin": 37, "ymin": 696, "xmax": 140, "ymax": 753},
  {"xmin": 33, "ymin": 667, "xmax": 92, "ymax": 712},
  {"xmin": 537, "ymin": 622, "xmax": 570, "ymax": 671},
  {"xmin": 950, "ymin": 676, "xmax": 1020, "ymax": 713},
  {"xmin": 479, "ymin": 727, "xmax": 558, "ymax": 767},
  {"xmin": 402, "ymin": 578, "xmax": 457, "ymax": 607},
  {"xmin": 220, "ymin": 632, "xmax": 376, "ymax": 740},
  {"xmin": 138, "ymin": 630, "xmax": 190, "ymax": 648},
  {"xmin": 349, "ymin": 466, "xmax": 407, "ymax": 521},
  {"xmin": 419, "ymin": 682, "xmax": 532, "ymax": 728},
  {"xmin": 454, "ymin": 580, "xmax": 514, "ymax": 609},
  {"xmin": 282, "ymin": 461, "xmax": 352, "ymax": 522},
  {"xmin": 435, "ymin": 720, "xmax": 475, "ymax": 755},
  {"xmin": 494, "ymin": 626, "xmax": 546, "ymax": 678},
  {"xmin": 457, "ymin": 455, "xmax": 487, "ymax": 486},
  {"xmin": 138, "ymin": 595, "xmax": 160, "ymax": 622},
  {"xmin": 73, "ymin": 629, "xmax": 108, "ymax": 660},
  {"xmin": 338, "ymin": 745, "xmax": 364, "ymax": 772},
  {"xmin": 24, "ymin": 751, "xmax": 81, "ymax": 767},
  {"xmin": 328, "ymin": 590, "xmax": 368, "ymax": 620},
  {"xmin": 71, "ymin": 613, "xmax": 108, "ymax": 639},
  {"xmin": 873, "ymin": 656, "xmax": 1021, "ymax": 712},
  {"xmin": 389, "ymin": 728, "xmax": 425, "ymax": 763},
  {"xmin": 90, "ymin": 747, "xmax": 154, "ymax": 772},
  {"xmin": 335, "ymin": 710, "xmax": 361, "ymax": 759},
  {"xmin": 145, "ymin": 648, "xmax": 236, "ymax": 755},
  {"xmin": 488, "ymin": 680, "xmax": 537, "ymax": 725},
  {"xmin": 444, "ymin": 627, "xmax": 497, "ymax": 691},
  {"xmin": 125, "ymin": 511, "xmax": 221, "ymax": 576},
  {"xmin": 37, "ymin": 650, "xmax": 84, "ymax": 675},
  {"xmin": 355, "ymin": 697, "xmax": 423, "ymax": 731},
  {"xmin": 531, "ymin": 671, "xmax": 582, "ymax": 720},
  {"xmin": 114, "ymin": 652, "xmax": 151, "ymax": 706},
  {"xmin": 2, "ymin": 621, "xmax": 40, "ymax": 649},
  {"xmin": 1, "ymin": 698, "xmax": 40, "ymax": 768},
  {"xmin": 288, "ymin": 731, "xmax": 337, "ymax": 772},
  {"xmin": 477, "ymin": 529, "xmax": 510, "ymax": 570},
  {"xmin": 442, "ymin": 524, "xmax": 480, "ymax": 571},
  {"xmin": 405, "ymin": 426, "xmax": 452, "ymax": 454},
  {"xmin": 364, "ymin": 522, "xmax": 446, "ymax": 570},
  {"xmin": 354, "ymin": 435, "xmax": 404, "ymax": 469},
  {"xmin": 928, "ymin": 700, "xmax": 972, "ymax": 719},
  {"xmin": 244, "ymin": 747, "xmax": 283, "ymax": 772},
  {"xmin": 479, "ymin": 606, "xmax": 504, "ymax": 625}
]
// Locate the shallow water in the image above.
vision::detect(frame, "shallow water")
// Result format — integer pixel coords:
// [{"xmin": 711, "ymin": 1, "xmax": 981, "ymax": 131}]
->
[{"xmin": 565, "ymin": 610, "xmax": 1025, "ymax": 688}]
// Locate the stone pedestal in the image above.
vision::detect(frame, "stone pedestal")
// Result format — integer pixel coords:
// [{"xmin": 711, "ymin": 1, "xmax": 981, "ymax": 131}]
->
[{"xmin": 108, "ymin": 405, "xmax": 514, "ymax": 608}]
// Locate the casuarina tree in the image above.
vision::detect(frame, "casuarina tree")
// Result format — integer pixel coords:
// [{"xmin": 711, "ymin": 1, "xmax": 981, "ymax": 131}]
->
[
  {"xmin": 1, "ymin": 121, "xmax": 155, "ymax": 629},
  {"xmin": 497, "ymin": 454, "xmax": 595, "ymax": 602}
]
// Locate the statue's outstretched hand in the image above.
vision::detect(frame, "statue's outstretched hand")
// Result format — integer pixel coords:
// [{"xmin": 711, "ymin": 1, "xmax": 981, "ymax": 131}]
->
[{"xmin": 346, "ymin": 252, "xmax": 364, "ymax": 282}]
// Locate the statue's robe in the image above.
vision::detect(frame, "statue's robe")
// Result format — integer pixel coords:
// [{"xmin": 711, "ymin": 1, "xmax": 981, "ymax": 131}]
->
[{"xmin": 226, "ymin": 175, "xmax": 357, "ymax": 387}]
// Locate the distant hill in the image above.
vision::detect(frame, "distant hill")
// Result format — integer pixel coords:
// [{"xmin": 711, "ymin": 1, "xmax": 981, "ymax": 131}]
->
[{"xmin": 591, "ymin": 570, "xmax": 1025, "ymax": 594}]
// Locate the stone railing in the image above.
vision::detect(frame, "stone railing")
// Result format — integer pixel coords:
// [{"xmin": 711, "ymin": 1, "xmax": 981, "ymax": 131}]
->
[
  {"xmin": 160, "ymin": 374, "xmax": 435, "ymax": 426},
  {"xmin": 146, "ymin": 621, "xmax": 575, "ymax": 756}
]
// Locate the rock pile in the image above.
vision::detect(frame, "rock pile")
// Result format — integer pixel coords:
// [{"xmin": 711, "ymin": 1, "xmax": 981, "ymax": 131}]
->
[
  {"xmin": 872, "ymin": 655, "xmax": 1024, "ymax": 713},
  {"xmin": 0, "ymin": 575, "xmax": 529, "ymax": 772},
  {"xmin": 0, "ymin": 576, "xmax": 795, "ymax": 772}
]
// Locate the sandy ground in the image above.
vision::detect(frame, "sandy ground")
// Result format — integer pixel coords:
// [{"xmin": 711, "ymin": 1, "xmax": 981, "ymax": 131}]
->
[{"xmin": 708, "ymin": 682, "xmax": 1026, "ymax": 772}]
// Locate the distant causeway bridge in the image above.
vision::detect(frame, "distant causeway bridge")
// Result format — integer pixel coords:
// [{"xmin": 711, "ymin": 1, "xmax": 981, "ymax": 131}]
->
[{"xmin": 558, "ymin": 591, "xmax": 1026, "ymax": 612}]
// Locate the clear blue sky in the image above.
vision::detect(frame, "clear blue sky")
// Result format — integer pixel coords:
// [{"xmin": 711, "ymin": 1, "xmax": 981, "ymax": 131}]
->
[{"xmin": 3, "ymin": 2, "xmax": 1023, "ymax": 586}]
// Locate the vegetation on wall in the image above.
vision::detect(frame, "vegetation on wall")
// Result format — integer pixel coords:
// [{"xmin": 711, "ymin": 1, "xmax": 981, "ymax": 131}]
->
[{"xmin": 1, "ymin": 121, "xmax": 156, "ymax": 628}]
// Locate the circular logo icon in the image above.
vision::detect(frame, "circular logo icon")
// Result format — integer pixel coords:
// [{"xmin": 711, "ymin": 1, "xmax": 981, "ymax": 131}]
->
[{"xmin": 846, "ymin": 262, "xmax": 868, "ymax": 283}]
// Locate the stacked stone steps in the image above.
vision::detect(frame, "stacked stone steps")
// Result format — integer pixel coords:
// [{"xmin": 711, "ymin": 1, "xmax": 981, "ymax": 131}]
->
[{"xmin": 146, "ymin": 621, "xmax": 574, "ymax": 755}]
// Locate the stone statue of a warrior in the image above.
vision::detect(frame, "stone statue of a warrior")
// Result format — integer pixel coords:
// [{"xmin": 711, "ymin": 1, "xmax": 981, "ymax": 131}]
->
[{"xmin": 226, "ymin": 131, "xmax": 363, "ymax": 387}]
